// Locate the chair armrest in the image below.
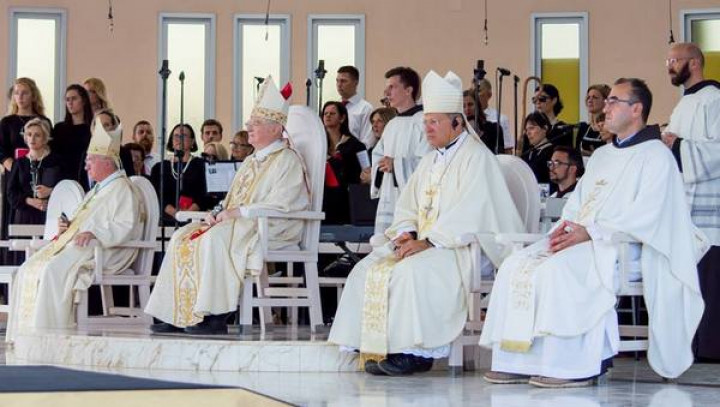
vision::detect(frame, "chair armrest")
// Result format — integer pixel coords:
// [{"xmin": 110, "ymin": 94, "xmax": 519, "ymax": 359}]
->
[
  {"xmin": 495, "ymin": 233, "xmax": 544, "ymax": 245},
  {"xmin": 456, "ymin": 232, "xmax": 497, "ymax": 247},
  {"xmin": 244, "ymin": 208, "xmax": 325, "ymax": 220},
  {"xmin": 610, "ymin": 232, "xmax": 638, "ymax": 244},
  {"xmin": 10, "ymin": 239, "xmax": 50, "ymax": 251},
  {"xmin": 176, "ymin": 211, "xmax": 208, "ymax": 222}
]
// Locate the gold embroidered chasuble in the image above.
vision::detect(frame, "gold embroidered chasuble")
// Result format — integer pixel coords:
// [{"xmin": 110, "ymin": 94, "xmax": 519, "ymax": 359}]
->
[
  {"xmin": 329, "ymin": 134, "xmax": 524, "ymax": 357},
  {"xmin": 145, "ymin": 144, "xmax": 310, "ymax": 327},
  {"xmin": 6, "ymin": 174, "xmax": 142, "ymax": 341}
]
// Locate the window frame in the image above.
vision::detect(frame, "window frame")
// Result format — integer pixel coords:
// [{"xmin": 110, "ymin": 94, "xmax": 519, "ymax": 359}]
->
[
  {"xmin": 307, "ymin": 14, "xmax": 366, "ymax": 111},
  {"xmin": 681, "ymin": 8, "xmax": 720, "ymax": 42},
  {"xmin": 8, "ymin": 7, "xmax": 67, "ymax": 123},
  {"xmin": 233, "ymin": 13, "xmax": 291, "ymax": 132},
  {"xmin": 530, "ymin": 12, "xmax": 589, "ymax": 122},
  {"xmin": 156, "ymin": 12, "xmax": 217, "ymax": 143}
]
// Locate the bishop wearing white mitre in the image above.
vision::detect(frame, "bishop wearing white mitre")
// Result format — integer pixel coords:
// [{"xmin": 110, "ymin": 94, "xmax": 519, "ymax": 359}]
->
[
  {"xmin": 330, "ymin": 70, "xmax": 524, "ymax": 376},
  {"xmin": 7, "ymin": 116, "xmax": 143, "ymax": 342},
  {"xmin": 145, "ymin": 77, "xmax": 310, "ymax": 335},
  {"xmin": 480, "ymin": 78, "xmax": 706, "ymax": 388}
]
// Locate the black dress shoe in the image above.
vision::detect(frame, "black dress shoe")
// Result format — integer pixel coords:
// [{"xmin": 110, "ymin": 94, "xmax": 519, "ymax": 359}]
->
[
  {"xmin": 150, "ymin": 322, "xmax": 184, "ymax": 333},
  {"xmin": 413, "ymin": 356, "xmax": 434, "ymax": 373},
  {"xmin": 377, "ymin": 353, "xmax": 417, "ymax": 376},
  {"xmin": 364, "ymin": 360, "xmax": 388, "ymax": 376},
  {"xmin": 184, "ymin": 314, "xmax": 229, "ymax": 335}
]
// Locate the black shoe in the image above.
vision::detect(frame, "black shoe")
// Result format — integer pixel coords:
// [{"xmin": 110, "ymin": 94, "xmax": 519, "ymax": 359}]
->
[
  {"xmin": 150, "ymin": 322, "xmax": 184, "ymax": 333},
  {"xmin": 184, "ymin": 313, "xmax": 229, "ymax": 335},
  {"xmin": 413, "ymin": 356, "xmax": 434, "ymax": 373},
  {"xmin": 377, "ymin": 353, "xmax": 417, "ymax": 376},
  {"xmin": 364, "ymin": 360, "xmax": 388, "ymax": 376}
]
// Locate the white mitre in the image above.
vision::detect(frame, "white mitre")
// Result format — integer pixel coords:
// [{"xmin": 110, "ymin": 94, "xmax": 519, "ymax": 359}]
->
[
  {"xmin": 422, "ymin": 70, "xmax": 463, "ymax": 114},
  {"xmin": 251, "ymin": 75, "xmax": 291, "ymax": 126},
  {"xmin": 88, "ymin": 115, "xmax": 122, "ymax": 160}
]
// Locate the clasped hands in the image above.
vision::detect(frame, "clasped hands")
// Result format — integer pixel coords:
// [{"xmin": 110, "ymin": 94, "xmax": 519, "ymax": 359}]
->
[
  {"xmin": 392, "ymin": 232, "xmax": 432, "ymax": 260},
  {"xmin": 548, "ymin": 220, "xmax": 590, "ymax": 253},
  {"xmin": 204, "ymin": 208, "xmax": 240, "ymax": 226}
]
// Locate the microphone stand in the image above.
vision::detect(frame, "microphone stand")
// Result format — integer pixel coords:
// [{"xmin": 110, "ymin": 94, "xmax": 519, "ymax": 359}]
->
[
  {"xmin": 472, "ymin": 60, "xmax": 486, "ymax": 137},
  {"xmin": 158, "ymin": 60, "xmax": 171, "ymax": 254},
  {"xmin": 495, "ymin": 70, "xmax": 504, "ymax": 155},
  {"xmin": 513, "ymin": 75, "xmax": 520, "ymax": 154},
  {"xmin": 305, "ymin": 79, "xmax": 312, "ymax": 106},
  {"xmin": 175, "ymin": 71, "xmax": 186, "ymax": 230},
  {"xmin": 314, "ymin": 60, "xmax": 327, "ymax": 113}
]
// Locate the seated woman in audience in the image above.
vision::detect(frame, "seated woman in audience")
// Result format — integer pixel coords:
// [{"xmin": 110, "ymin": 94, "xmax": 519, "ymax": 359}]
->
[
  {"xmin": 522, "ymin": 111, "xmax": 555, "ymax": 187},
  {"xmin": 230, "ymin": 130, "xmax": 254, "ymax": 161},
  {"xmin": 578, "ymin": 84, "xmax": 611, "ymax": 155},
  {"xmin": 150, "ymin": 123, "xmax": 208, "ymax": 225},
  {"xmin": 0, "ymin": 77, "xmax": 51, "ymax": 173},
  {"xmin": 7, "ymin": 118, "xmax": 62, "ymax": 225},
  {"xmin": 321, "ymin": 101, "xmax": 366, "ymax": 224},
  {"xmin": 202, "ymin": 141, "xmax": 229, "ymax": 162},
  {"xmin": 359, "ymin": 107, "xmax": 397, "ymax": 184},
  {"xmin": 51, "ymin": 84, "xmax": 93, "ymax": 190},
  {"xmin": 596, "ymin": 113, "xmax": 615, "ymax": 145},
  {"xmin": 532, "ymin": 84, "xmax": 573, "ymax": 148},
  {"xmin": 83, "ymin": 77, "xmax": 111, "ymax": 114}
]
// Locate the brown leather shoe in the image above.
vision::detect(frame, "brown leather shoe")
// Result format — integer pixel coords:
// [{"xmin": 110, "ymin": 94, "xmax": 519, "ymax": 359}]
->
[
  {"xmin": 528, "ymin": 375, "xmax": 596, "ymax": 388},
  {"xmin": 483, "ymin": 371, "xmax": 531, "ymax": 384}
]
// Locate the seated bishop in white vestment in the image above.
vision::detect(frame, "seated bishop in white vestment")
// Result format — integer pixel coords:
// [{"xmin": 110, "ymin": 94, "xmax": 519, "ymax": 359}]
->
[
  {"xmin": 145, "ymin": 77, "xmax": 310, "ymax": 334},
  {"xmin": 480, "ymin": 78, "xmax": 706, "ymax": 388},
  {"xmin": 6, "ymin": 116, "xmax": 143, "ymax": 342},
  {"xmin": 329, "ymin": 71, "xmax": 524, "ymax": 376}
]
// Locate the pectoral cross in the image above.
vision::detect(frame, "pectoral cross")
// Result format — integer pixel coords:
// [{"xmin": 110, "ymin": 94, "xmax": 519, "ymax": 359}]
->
[{"xmin": 423, "ymin": 187, "xmax": 438, "ymax": 219}]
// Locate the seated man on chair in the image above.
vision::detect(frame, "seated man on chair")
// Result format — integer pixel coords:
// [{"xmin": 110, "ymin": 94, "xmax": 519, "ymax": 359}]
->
[
  {"xmin": 145, "ymin": 77, "xmax": 310, "ymax": 334},
  {"xmin": 329, "ymin": 71, "xmax": 524, "ymax": 376},
  {"xmin": 480, "ymin": 78, "xmax": 706, "ymax": 388},
  {"xmin": 7, "ymin": 116, "xmax": 143, "ymax": 342}
]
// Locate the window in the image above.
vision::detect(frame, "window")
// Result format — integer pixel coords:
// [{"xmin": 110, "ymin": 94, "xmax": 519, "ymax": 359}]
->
[
  {"xmin": 8, "ymin": 8, "xmax": 67, "ymax": 123},
  {"xmin": 532, "ymin": 13, "xmax": 588, "ymax": 123},
  {"xmin": 308, "ymin": 15, "xmax": 365, "ymax": 111},
  {"xmin": 682, "ymin": 9, "xmax": 720, "ymax": 82},
  {"xmin": 158, "ymin": 14, "xmax": 216, "ymax": 144},
  {"xmin": 234, "ymin": 14, "xmax": 290, "ymax": 131}
]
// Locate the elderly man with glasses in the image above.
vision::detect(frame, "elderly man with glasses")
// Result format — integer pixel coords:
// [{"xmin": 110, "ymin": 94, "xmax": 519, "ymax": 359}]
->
[
  {"xmin": 145, "ymin": 77, "xmax": 310, "ymax": 335},
  {"xmin": 481, "ymin": 78, "xmax": 705, "ymax": 388},
  {"xmin": 662, "ymin": 42, "xmax": 720, "ymax": 360}
]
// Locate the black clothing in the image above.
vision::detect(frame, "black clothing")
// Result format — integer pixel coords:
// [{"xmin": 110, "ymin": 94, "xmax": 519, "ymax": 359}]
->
[
  {"xmin": 611, "ymin": 125, "xmax": 661, "ymax": 149},
  {"xmin": 553, "ymin": 182, "xmax": 577, "ymax": 199},
  {"xmin": 694, "ymin": 246, "xmax": 720, "ymax": 360},
  {"xmin": 6, "ymin": 153, "xmax": 62, "ymax": 224},
  {"xmin": 150, "ymin": 158, "xmax": 208, "ymax": 225},
  {"xmin": 547, "ymin": 121, "xmax": 574, "ymax": 148},
  {"xmin": 577, "ymin": 122, "xmax": 604, "ymax": 155},
  {"xmin": 323, "ymin": 135, "xmax": 367, "ymax": 224},
  {"xmin": 50, "ymin": 121, "xmax": 92, "ymax": 191},
  {"xmin": 523, "ymin": 141, "xmax": 554, "ymax": 185},
  {"xmin": 0, "ymin": 114, "xmax": 52, "ymax": 164}
]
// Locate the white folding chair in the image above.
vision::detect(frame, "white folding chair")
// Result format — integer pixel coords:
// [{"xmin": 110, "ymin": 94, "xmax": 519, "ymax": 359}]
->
[
  {"xmin": 76, "ymin": 176, "xmax": 159, "ymax": 328},
  {"xmin": 449, "ymin": 156, "xmax": 541, "ymax": 374},
  {"xmin": 178, "ymin": 105, "xmax": 327, "ymax": 333}
]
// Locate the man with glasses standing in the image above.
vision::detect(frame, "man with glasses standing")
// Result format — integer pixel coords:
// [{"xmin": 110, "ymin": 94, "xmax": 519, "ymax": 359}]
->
[
  {"xmin": 662, "ymin": 42, "xmax": 720, "ymax": 361},
  {"xmin": 548, "ymin": 146, "xmax": 584, "ymax": 199}
]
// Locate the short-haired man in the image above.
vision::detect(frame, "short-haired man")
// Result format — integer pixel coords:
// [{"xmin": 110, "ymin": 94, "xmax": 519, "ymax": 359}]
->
[
  {"xmin": 132, "ymin": 120, "xmax": 157, "ymax": 174},
  {"xmin": 476, "ymin": 79, "xmax": 513, "ymax": 153},
  {"xmin": 330, "ymin": 70, "xmax": 523, "ymax": 376},
  {"xmin": 661, "ymin": 43, "xmax": 720, "ymax": 360},
  {"xmin": 371, "ymin": 66, "xmax": 431, "ymax": 234},
  {"xmin": 200, "ymin": 119, "xmax": 223, "ymax": 144},
  {"xmin": 7, "ymin": 116, "xmax": 144, "ymax": 341},
  {"xmin": 146, "ymin": 77, "xmax": 310, "ymax": 335},
  {"xmin": 481, "ymin": 78, "xmax": 705, "ymax": 387},
  {"xmin": 548, "ymin": 145, "xmax": 584, "ymax": 198},
  {"xmin": 336, "ymin": 66, "xmax": 375, "ymax": 148}
]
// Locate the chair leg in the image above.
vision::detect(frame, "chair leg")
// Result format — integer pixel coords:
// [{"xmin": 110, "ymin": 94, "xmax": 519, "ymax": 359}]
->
[
  {"xmin": 304, "ymin": 262, "xmax": 323, "ymax": 333},
  {"xmin": 238, "ymin": 275, "xmax": 254, "ymax": 332},
  {"xmin": 76, "ymin": 290, "xmax": 90, "ymax": 328},
  {"xmin": 256, "ymin": 272, "xmax": 272, "ymax": 332},
  {"xmin": 288, "ymin": 262, "xmax": 299, "ymax": 329},
  {"xmin": 100, "ymin": 285, "xmax": 114, "ymax": 316},
  {"xmin": 449, "ymin": 337, "xmax": 464, "ymax": 372}
]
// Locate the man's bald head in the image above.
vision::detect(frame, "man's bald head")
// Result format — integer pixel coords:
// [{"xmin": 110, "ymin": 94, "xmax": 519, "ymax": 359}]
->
[
  {"xmin": 667, "ymin": 42, "xmax": 706, "ymax": 87},
  {"xmin": 670, "ymin": 42, "xmax": 705, "ymax": 67}
]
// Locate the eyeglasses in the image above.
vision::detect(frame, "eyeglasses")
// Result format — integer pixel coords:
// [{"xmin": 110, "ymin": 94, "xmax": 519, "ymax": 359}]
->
[
  {"xmin": 665, "ymin": 57, "xmax": 690, "ymax": 67},
  {"xmin": 547, "ymin": 160, "xmax": 571, "ymax": 168},
  {"xmin": 532, "ymin": 96, "xmax": 549, "ymax": 103},
  {"xmin": 604, "ymin": 96, "xmax": 637, "ymax": 107}
]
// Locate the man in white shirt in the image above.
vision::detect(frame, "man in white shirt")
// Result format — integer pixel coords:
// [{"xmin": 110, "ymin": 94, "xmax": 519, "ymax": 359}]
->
[
  {"xmin": 337, "ymin": 66, "xmax": 375, "ymax": 148},
  {"xmin": 477, "ymin": 79, "xmax": 513, "ymax": 153}
]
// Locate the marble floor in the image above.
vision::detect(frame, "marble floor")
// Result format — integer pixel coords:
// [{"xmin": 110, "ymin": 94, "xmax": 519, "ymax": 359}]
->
[{"xmin": 3, "ymin": 327, "xmax": 720, "ymax": 406}]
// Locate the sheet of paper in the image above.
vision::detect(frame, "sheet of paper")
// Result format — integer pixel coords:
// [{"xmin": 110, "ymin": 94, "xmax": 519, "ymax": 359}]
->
[
  {"xmin": 356, "ymin": 150, "xmax": 371, "ymax": 169},
  {"xmin": 205, "ymin": 162, "xmax": 239, "ymax": 193}
]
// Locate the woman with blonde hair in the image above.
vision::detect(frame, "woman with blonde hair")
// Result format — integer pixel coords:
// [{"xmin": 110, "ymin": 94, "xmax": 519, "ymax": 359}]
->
[
  {"xmin": 0, "ymin": 77, "xmax": 50, "ymax": 172},
  {"xmin": 578, "ymin": 84, "xmax": 611, "ymax": 155},
  {"xmin": 203, "ymin": 141, "xmax": 229, "ymax": 162},
  {"xmin": 7, "ymin": 118, "xmax": 62, "ymax": 224},
  {"xmin": 83, "ymin": 77, "xmax": 111, "ymax": 113}
]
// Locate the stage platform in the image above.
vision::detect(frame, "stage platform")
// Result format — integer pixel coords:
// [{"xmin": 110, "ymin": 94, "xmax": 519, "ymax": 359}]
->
[{"xmin": 7, "ymin": 325, "xmax": 363, "ymax": 373}]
